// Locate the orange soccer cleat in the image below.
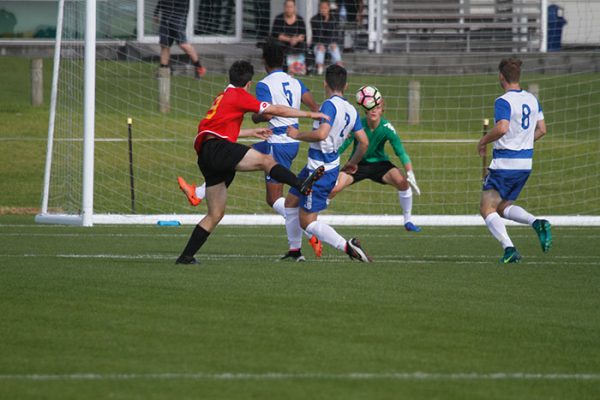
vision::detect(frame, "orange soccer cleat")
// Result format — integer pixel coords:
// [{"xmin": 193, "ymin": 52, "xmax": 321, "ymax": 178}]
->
[
  {"xmin": 309, "ymin": 235, "xmax": 322, "ymax": 258},
  {"xmin": 177, "ymin": 176, "xmax": 201, "ymax": 206},
  {"xmin": 195, "ymin": 65, "xmax": 206, "ymax": 79}
]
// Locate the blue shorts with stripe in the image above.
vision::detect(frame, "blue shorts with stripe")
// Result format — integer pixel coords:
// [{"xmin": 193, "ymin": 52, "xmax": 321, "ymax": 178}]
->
[
  {"xmin": 252, "ymin": 140, "xmax": 300, "ymax": 183},
  {"xmin": 482, "ymin": 169, "xmax": 531, "ymax": 201},
  {"xmin": 289, "ymin": 166, "xmax": 339, "ymax": 213}
]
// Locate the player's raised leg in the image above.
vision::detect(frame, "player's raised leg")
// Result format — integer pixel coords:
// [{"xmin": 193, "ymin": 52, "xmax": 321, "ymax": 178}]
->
[
  {"xmin": 500, "ymin": 203, "xmax": 552, "ymax": 253},
  {"xmin": 328, "ymin": 171, "xmax": 354, "ymax": 199},
  {"xmin": 235, "ymin": 148, "xmax": 324, "ymax": 195},
  {"xmin": 177, "ymin": 176, "xmax": 202, "ymax": 206}
]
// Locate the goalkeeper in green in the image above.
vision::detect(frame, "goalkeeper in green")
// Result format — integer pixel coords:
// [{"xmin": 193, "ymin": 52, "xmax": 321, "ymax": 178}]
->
[{"xmin": 329, "ymin": 100, "xmax": 422, "ymax": 232}]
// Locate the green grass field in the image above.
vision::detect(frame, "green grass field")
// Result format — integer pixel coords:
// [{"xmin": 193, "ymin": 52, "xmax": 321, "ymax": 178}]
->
[
  {"xmin": 1, "ymin": 215, "xmax": 599, "ymax": 399},
  {"xmin": 1, "ymin": 56, "xmax": 600, "ymax": 398}
]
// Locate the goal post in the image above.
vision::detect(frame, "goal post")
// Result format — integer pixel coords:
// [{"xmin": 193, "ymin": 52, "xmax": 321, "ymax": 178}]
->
[
  {"xmin": 37, "ymin": 0, "xmax": 600, "ymax": 226},
  {"xmin": 37, "ymin": 0, "xmax": 97, "ymax": 226}
]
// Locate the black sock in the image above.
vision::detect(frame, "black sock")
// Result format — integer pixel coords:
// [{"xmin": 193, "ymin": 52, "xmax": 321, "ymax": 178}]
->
[
  {"xmin": 269, "ymin": 164, "xmax": 300, "ymax": 189},
  {"xmin": 180, "ymin": 225, "xmax": 210, "ymax": 257},
  {"xmin": 193, "ymin": 60, "xmax": 202, "ymax": 67},
  {"xmin": 160, "ymin": 63, "xmax": 169, "ymax": 68}
]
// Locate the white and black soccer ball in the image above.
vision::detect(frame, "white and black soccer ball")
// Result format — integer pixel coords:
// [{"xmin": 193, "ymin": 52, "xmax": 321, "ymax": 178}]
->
[{"xmin": 356, "ymin": 85, "xmax": 382, "ymax": 111}]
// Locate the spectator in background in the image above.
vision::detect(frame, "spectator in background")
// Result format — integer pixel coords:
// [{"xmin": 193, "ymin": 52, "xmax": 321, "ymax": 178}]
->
[
  {"xmin": 311, "ymin": 0, "xmax": 342, "ymax": 75},
  {"xmin": 154, "ymin": 0, "xmax": 206, "ymax": 78},
  {"xmin": 271, "ymin": 0, "xmax": 307, "ymax": 74}
]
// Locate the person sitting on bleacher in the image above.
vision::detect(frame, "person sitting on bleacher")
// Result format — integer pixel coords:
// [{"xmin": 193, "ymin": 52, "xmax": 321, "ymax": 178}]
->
[
  {"xmin": 311, "ymin": 0, "xmax": 343, "ymax": 75},
  {"xmin": 271, "ymin": 0, "xmax": 307, "ymax": 75}
]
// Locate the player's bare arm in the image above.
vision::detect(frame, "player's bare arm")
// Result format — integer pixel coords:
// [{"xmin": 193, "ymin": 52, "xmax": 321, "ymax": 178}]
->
[
  {"xmin": 239, "ymin": 127, "xmax": 272, "ymax": 139},
  {"xmin": 264, "ymin": 104, "xmax": 327, "ymax": 121},
  {"xmin": 286, "ymin": 122, "xmax": 331, "ymax": 142},
  {"xmin": 534, "ymin": 119, "xmax": 547, "ymax": 141},
  {"xmin": 342, "ymin": 129, "xmax": 369, "ymax": 174},
  {"xmin": 478, "ymin": 119, "xmax": 509, "ymax": 156},
  {"xmin": 255, "ymin": 93, "xmax": 319, "ymax": 123}
]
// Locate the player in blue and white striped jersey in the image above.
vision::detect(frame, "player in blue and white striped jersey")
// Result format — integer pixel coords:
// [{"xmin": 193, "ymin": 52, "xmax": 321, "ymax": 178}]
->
[
  {"xmin": 478, "ymin": 58, "xmax": 552, "ymax": 264},
  {"xmin": 283, "ymin": 65, "xmax": 372, "ymax": 262},
  {"xmin": 251, "ymin": 39, "xmax": 319, "ymax": 216}
]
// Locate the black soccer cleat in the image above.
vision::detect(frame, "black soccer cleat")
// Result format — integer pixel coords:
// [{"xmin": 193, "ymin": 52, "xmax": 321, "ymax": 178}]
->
[
  {"xmin": 299, "ymin": 165, "xmax": 325, "ymax": 195},
  {"xmin": 279, "ymin": 250, "xmax": 306, "ymax": 262},
  {"xmin": 175, "ymin": 255, "xmax": 198, "ymax": 265},
  {"xmin": 345, "ymin": 238, "xmax": 372, "ymax": 262}
]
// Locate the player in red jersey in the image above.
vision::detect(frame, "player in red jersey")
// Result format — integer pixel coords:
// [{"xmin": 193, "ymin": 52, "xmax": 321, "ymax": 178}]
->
[{"xmin": 176, "ymin": 60, "xmax": 327, "ymax": 264}]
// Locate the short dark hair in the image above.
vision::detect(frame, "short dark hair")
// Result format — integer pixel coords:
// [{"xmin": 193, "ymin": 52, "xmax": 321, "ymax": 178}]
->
[
  {"xmin": 262, "ymin": 39, "xmax": 285, "ymax": 69},
  {"xmin": 229, "ymin": 60, "xmax": 254, "ymax": 87},
  {"xmin": 499, "ymin": 58, "xmax": 522, "ymax": 83},
  {"xmin": 325, "ymin": 64, "xmax": 347, "ymax": 92}
]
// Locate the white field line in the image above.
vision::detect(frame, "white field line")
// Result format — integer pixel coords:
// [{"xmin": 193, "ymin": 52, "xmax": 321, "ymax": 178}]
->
[
  {"xmin": 2, "ymin": 224, "xmax": 599, "ymax": 231},
  {"xmin": 1, "ymin": 253, "xmax": 599, "ymax": 265},
  {"xmin": 1, "ymin": 232, "xmax": 599, "ymax": 240},
  {"xmin": 0, "ymin": 372, "xmax": 598, "ymax": 381}
]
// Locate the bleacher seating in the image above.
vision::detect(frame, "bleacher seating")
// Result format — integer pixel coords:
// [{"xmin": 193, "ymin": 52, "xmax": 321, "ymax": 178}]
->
[{"xmin": 375, "ymin": 0, "xmax": 543, "ymax": 52}]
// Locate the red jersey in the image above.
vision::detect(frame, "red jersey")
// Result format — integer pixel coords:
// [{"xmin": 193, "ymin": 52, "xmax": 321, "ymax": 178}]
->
[{"xmin": 194, "ymin": 86, "xmax": 269, "ymax": 153}]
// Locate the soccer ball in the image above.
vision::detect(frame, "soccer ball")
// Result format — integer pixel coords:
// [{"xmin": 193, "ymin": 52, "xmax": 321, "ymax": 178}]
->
[{"xmin": 356, "ymin": 85, "xmax": 382, "ymax": 110}]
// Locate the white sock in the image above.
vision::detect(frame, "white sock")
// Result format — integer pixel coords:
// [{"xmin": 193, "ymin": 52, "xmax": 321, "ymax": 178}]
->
[
  {"xmin": 503, "ymin": 205, "xmax": 536, "ymax": 225},
  {"xmin": 484, "ymin": 212, "xmax": 514, "ymax": 249},
  {"xmin": 272, "ymin": 197, "xmax": 286, "ymax": 218},
  {"xmin": 285, "ymin": 207, "xmax": 303, "ymax": 250},
  {"xmin": 398, "ymin": 188, "xmax": 413, "ymax": 224},
  {"xmin": 195, "ymin": 183, "xmax": 206, "ymax": 200},
  {"xmin": 305, "ymin": 221, "xmax": 346, "ymax": 251}
]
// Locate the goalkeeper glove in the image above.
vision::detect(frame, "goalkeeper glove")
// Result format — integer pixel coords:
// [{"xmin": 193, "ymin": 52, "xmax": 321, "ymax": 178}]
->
[{"xmin": 406, "ymin": 170, "xmax": 421, "ymax": 195}]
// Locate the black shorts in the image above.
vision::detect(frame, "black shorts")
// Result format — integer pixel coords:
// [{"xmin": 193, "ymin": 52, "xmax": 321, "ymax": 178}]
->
[
  {"xmin": 197, "ymin": 138, "xmax": 250, "ymax": 187},
  {"xmin": 159, "ymin": 15, "xmax": 187, "ymax": 47},
  {"xmin": 351, "ymin": 161, "xmax": 396, "ymax": 185}
]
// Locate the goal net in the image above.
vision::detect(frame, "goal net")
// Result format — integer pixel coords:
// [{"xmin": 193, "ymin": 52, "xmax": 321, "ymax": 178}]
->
[{"xmin": 37, "ymin": 0, "xmax": 600, "ymax": 226}]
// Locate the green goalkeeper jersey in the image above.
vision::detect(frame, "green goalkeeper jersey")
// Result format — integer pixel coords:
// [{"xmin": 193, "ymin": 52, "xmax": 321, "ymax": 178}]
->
[{"xmin": 339, "ymin": 117, "xmax": 411, "ymax": 166}]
